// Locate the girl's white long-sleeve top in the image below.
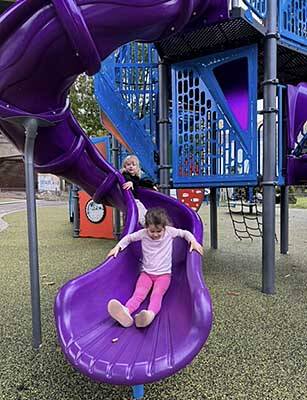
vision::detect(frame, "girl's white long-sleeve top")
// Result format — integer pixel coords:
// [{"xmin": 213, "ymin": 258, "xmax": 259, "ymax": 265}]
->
[{"xmin": 117, "ymin": 226, "xmax": 196, "ymax": 275}]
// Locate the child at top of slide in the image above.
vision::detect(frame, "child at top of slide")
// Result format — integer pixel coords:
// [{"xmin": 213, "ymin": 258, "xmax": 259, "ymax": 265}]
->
[{"xmin": 121, "ymin": 154, "xmax": 157, "ymax": 225}]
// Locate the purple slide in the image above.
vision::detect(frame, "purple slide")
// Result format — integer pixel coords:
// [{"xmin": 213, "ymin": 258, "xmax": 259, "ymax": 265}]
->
[
  {"xmin": 286, "ymin": 83, "xmax": 307, "ymax": 186},
  {"xmin": 0, "ymin": 0, "xmax": 229, "ymax": 385},
  {"xmin": 55, "ymin": 188, "xmax": 211, "ymax": 384}
]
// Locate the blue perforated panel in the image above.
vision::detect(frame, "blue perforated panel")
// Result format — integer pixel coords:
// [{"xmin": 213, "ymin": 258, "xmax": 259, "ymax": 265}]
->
[
  {"xmin": 114, "ymin": 43, "xmax": 159, "ymax": 138},
  {"xmin": 94, "ymin": 43, "xmax": 159, "ymax": 179},
  {"xmin": 279, "ymin": 0, "xmax": 307, "ymax": 51},
  {"xmin": 172, "ymin": 46, "xmax": 258, "ymax": 188},
  {"xmin": 243, "ymin": 0, "xmax": 267, "ymax": 18}
]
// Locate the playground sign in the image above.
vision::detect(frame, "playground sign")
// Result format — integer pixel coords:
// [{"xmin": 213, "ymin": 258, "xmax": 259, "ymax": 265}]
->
[{"xmin": 38, "ymin": 174, "xmax": 60, "ymax": 192}]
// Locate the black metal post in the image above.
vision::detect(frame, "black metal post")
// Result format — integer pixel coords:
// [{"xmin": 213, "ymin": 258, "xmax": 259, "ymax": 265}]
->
[
  {"xmin": 24, "ymin": 118, "xmax": 42, "ymax": 349},
  {"xmin": 210, "ymin": 188, "xmax": 218, "ymax": 249},
  {"xmin": 262, "ymin": 0, "xmax": 278, "ymax": 294},
  {"xmin": 158, "ymin": 58, "xmax": 170, "ymax": 195},
  {"xmin": 111, "ymin": 136, "xmax": 121, "ymax": 239},
  {"xmin": 72, "ymin": 184, "xmax": 80, "ymax": 237},
  {"xmin": 280, "ymin": 185, "xmax": 289, "ymax": 254}
]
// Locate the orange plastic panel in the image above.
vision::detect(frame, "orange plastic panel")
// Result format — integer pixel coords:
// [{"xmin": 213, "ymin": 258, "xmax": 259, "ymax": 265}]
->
[{"xmin": 79, "ymin": 191, "xmax": 114, "ymax": 239}]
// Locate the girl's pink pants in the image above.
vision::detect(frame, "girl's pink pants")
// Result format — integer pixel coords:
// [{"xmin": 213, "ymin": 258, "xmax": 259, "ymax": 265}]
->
[{"xmin": 125, "ymin": 272, "xmax": 171, "ymax": 315}]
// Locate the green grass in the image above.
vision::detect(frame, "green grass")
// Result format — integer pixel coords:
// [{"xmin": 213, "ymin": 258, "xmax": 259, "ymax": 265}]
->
[
  {"xmin": 0, "ymin": 206, "xmax": 306, "ymax": 400},
  {"xmin": 290, "ymin": 196, "xmax": 307, "ymax": 209}
]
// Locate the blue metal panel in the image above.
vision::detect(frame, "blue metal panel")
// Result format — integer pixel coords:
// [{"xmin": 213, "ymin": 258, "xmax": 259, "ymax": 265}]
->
[
  {"xmin": 243, "ymin": 0, "xmax": 267, "ymax": 19},
  {"xmin": 279, "ymin": 0, "xmax": 307, "ymax": 53},
  {"xmin": 172, "ymin": 45, "xmax": 258, "ymax": 188},
  {"xmin": 94, "ymin": 43, "xmax": 159, "ymax": 180},
  {"xmin": 132, "ymin": 385, "xmax": 144, "ymax": 399}
]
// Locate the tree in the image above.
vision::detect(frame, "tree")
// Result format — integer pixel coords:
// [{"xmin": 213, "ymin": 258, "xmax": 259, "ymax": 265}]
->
[{"xmin": 69, "ymin": 74, "xmax": 108, "ymax": 137}]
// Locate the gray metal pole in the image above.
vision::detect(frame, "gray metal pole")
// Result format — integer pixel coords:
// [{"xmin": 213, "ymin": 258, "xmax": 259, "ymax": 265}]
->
[
  {"xmin": 262, "ymin": 0, "xmax": 278, "ymax": 294},
  {"xmin": 72, "ymin": 184, "xmax": 80, "ymax": 238},
  {"xmin": 280, "ymin": 185, "xmax": 289, "ymax": 254},
  {"xmin": 111, "ymin": 136, "xmax": 121, "ymax": 239},
  {"xmin": 24, "ymin": 118, "xmax": 42, "ymax": 349},
  {"xmin": 158, "ymin": 58, "xmax": 170, "ymax": 195},
  {"xmin": 210, "ymin": 188, "xmax": 218, "ymax": 249},
  {"xmin": 232, "ymin": 0, "xmax": 240, "ymax": 9}
]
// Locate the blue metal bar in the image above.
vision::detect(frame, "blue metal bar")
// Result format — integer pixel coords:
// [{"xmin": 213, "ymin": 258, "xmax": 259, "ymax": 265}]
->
[{"xmin": 132, "ymin": 385, "xmax": 144, "ymax": 399}]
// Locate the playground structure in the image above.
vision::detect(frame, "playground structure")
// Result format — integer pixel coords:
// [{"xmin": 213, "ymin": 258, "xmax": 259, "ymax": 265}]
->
[{"xmin": 0, "ymin": 0, "xmax": 306, "ymax": 399}]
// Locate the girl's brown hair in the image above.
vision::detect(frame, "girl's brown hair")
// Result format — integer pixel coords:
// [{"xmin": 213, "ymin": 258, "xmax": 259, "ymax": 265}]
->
[{"xmin": 145, "ymin": 208, "xmax": 171, "ymax": 228}]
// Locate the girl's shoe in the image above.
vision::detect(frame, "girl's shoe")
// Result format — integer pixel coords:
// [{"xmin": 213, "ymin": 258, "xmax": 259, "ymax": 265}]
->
[
  {"xmin": 107, "ymin": 299, "xmax": 133, "ymax": 327},
  {"xmin": 135, "ymin": 310, "xmax": 155, "ymax": 328}
]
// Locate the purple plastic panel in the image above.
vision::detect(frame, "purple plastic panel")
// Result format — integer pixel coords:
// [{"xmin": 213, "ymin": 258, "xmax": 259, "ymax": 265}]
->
[
  {"xmin": 0, "ymin": 0, "xmax": 225, "ymax": 385},
  {"xmin": 286, "ymin": 83, "xmax": 307, "ymax": 185},
  {"xmin": 287, "ymin": 156, "xmax": 307, "ymax": 185},
  {"xmin": 213, "ymin": 58, "xmax": 249, "ymax": 132}
]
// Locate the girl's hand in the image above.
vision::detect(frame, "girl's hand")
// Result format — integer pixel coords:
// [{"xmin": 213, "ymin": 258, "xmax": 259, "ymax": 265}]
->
[
  {"xmin": 122, "ymin": 181, "xmax": 134, "ymax": 190},
  {"xmin": 189, "ymin": 240, "xmax": 203, "ymax": 256},
  {"xmin": 107, "ymin": 245, "xmax": 121, "ymax": 258}
]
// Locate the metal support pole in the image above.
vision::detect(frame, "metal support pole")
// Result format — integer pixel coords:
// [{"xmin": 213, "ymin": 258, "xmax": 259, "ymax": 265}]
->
[
  {"xmin": 232, "ymin": 0, "xmax": 240, "ymax": 8},
  {"xmin": 262, "ymin": 0, "xmax": 278, "ymax": 294},
  {"xmin": 72, "ymin": 184, "xmax": 80, "ymax": 238},
  {"xmin": 132, "ymin": 385, "xmax": 144, "ymax": 399},
  {"xmin": 111, "ymin": 136, "xmax": 121, "ymax": 239},
  {"xmin": 24, "ymin": 118, "xmax": 42, "ymax": 349},
  {"xmin": 158, "ymin": 58, "xmax": 170, "ymax": 195},
  {"xmin": 280, "ymin": 185, "xmax": 289, "ymax": 254},
  {"xmin": 210, "ymin": 188, "xmax": 218, "ymax": 249}
]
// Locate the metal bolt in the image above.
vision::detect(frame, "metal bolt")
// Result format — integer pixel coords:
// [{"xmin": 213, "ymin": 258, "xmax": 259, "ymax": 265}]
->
[
  {"xmin": 193, "ymin": 11, "xmax": 197, "ymax": 16},
  {"xmin": 171, "ymin": 26, "xmax": 175, "ymax": 31}
]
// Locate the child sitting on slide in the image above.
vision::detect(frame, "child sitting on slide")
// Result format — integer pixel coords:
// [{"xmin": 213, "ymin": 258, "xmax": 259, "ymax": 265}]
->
[
  {"xmin": 107, "ymin": 208, "xmax": 203, "ymax": 328},
  {"xmin": 121, "ymin": 155, "xmax": 157, "ymax": 226}
]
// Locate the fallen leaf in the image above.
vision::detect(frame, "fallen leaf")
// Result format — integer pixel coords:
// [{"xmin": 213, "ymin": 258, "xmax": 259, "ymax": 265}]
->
[{"xmin": 226, "ymin": 291, "xmax": 240, "ymax": 296}]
